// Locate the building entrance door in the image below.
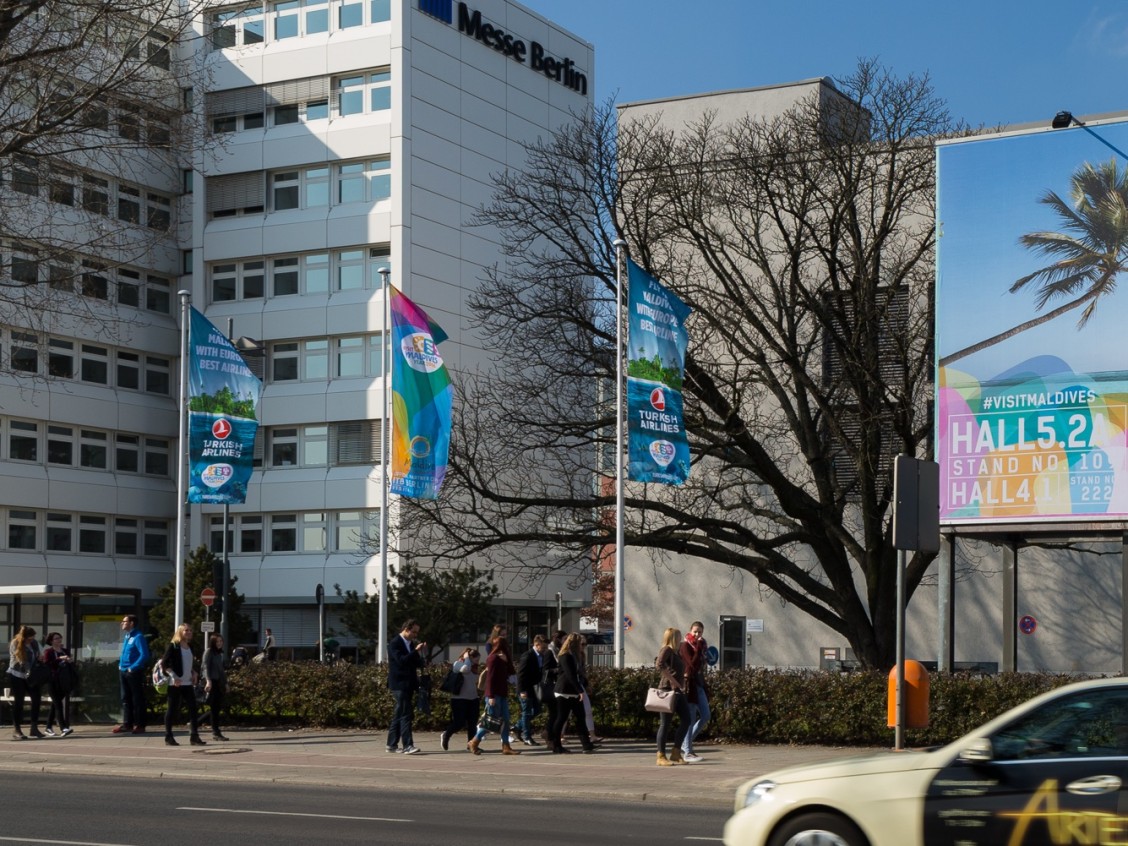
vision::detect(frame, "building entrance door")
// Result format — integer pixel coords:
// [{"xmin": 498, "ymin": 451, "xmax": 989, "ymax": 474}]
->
[{"xmin": 719, "ymin": 616, "xmax": 745, "ymax": 671}]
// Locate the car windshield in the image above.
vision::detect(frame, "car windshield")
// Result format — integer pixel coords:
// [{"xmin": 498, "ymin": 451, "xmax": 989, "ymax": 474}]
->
[{"xmin": 990, "ymin": 687, "xmax": 1128, "ymax": 761}]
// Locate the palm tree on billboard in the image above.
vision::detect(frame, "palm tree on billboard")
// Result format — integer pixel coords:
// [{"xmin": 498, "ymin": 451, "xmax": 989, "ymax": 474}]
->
[{"xmin": 940, "ymin": 158, "xmax": 1128, "ymax": 367}]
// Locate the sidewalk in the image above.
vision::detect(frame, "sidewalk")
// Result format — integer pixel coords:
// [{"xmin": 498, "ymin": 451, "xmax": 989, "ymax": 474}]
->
[{"xmin": 0, "ymin": 727, "xmax": 884, "ymax": 807}]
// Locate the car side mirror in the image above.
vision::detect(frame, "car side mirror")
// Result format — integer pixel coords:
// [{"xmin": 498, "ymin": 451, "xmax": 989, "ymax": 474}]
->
[{"xmin": 958, "ymin": 738, "xmax": 994, "ymax": 764}]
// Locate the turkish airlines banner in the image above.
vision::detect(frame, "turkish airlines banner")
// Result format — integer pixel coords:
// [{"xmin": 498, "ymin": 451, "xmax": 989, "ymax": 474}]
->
[
  {"xmin": 186, "ymin": 308, "xmax": 262, "ymax": 504},
  {"xmin": 626, "ymin": 258, "xmax": 692, "ymax": 485}
]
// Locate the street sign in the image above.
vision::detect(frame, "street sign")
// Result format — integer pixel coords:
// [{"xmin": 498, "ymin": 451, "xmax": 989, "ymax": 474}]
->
[
  {"xmin": 200, "ymin": 587, "xmax": 216, "ymax": 607},
  {"xmin": 623, "ymin": 614, "xmax": 633, "ymax": 632},
  {"xmin": 200, "ymin": 621, "xmax": 216, "ymax": 634},
  {"xmin": 1019, "ymin": 615, "xmax": 1037, "ymax": 635},
  {"xmin": 705, "ymin": 645, "xmax": 719, "ymax": 666}
]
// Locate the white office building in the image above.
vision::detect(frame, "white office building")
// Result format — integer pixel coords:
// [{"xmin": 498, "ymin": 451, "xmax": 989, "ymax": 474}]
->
[{"xmin": 0, "ymin": 0, "xmax": 593, "ymax": 655}]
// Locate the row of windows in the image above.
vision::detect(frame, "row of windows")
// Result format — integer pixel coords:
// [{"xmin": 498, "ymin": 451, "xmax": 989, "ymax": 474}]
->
[
  {"xmin": 3, "ymin": 248, "xmax": 172, "ymax": 314},
  {"xmin": 208, "ymin": 510, "xmax": 377, "ymax": 554},
  {"xmin": 210, "ymin": 246, "xmax": 390, "ymax": 302},
  {"xmin": 1, "ymin": 328, "xmax": 172, "ymax": 396},
  {"xmin": 211, "ymin": 0, "xmax": 391, "ymax": 48},
  {"xmin": 0, "ymin": 418, "xmax": 171, "ymax": 478},
  {"xmin": 0, "ymin": 509, "xmax": 169, "ymax": 558},
  {"xmin": 210, "ymin": 157, "xmax": 390, "ymax": 218},
  {"xmin": 213, "ymin": 70, "xmax": 390, "ymax": 133},
  {"xmin": 7, "ymin": 158, "xmax": 173, "ymax": 231},
  {"xmin": 262, "ymin": 420, "xmax": 383, "ymax": 468},
  {"xmin": 270, "ymin": 334, "xmax": 385, "ymax": 382}
]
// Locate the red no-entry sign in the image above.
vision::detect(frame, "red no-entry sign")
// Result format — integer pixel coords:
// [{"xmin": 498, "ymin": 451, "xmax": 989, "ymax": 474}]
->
[{"xmin": 200, "ymin": 587, "xmax": 216, "ymax": 607}]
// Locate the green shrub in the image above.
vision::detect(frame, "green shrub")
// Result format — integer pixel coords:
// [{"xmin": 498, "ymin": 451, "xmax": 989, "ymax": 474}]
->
[{"xmin": 166, "ymin": 661, "xmax": 1094, "ymax": 747}]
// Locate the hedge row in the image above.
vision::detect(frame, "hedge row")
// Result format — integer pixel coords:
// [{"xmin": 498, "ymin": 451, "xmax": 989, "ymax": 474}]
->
[{"xmin": 173, "ymin": 662, "xmax": 1088, "ymax": 747}]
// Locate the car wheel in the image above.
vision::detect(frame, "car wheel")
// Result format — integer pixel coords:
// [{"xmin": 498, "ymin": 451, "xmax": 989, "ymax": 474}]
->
[{"xmin": 767, "ymin": 812, "xmax": 867, "ymax": 846}]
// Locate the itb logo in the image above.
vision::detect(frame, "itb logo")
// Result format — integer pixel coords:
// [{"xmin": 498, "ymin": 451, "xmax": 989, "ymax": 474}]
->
[{"xmin": 419, "ymin": 0, "xmax": 452, "ymax": 24}]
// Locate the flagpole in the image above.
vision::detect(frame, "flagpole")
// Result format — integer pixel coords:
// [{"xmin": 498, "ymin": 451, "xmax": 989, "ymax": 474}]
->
[
  {"xmin": 175, "ymin": 290, "xmax": 191, "ymax": 629},
  {"xmin": 613, "ymin": 239, "xmax": 627, "ymax": 670},
  {"xmin": 377, "ymin": 267, "xmax": 391, "ymax": 665}
]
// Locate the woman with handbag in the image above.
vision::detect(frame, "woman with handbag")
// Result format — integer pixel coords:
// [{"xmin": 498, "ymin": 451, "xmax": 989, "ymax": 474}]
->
[
  {"xmin": 655, "ymin": 627, "xmax": 691, "ymax": 766},
  {"xmin": 439, "ymin": 647, "xmax": 480, "ymax": 751},
  {"xmin": 7, "ymin": 626, "xmax": 45, "ymax": 740},
  {"xmin": 42, "ymin": 632, "xmax": 75, "ymax": 737},
  {"xmin": 548, "ymin": 633, "xmax": 594, "ymax": 754},
  {"xmin": 467, "ymin": 635, "xmax": 519, "ymax": 756}
]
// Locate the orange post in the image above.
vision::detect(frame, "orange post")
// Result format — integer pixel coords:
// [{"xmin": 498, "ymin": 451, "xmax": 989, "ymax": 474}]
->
[{"xmin": 887, "ymin": 660, "xmax": 929, "ymax": 729}]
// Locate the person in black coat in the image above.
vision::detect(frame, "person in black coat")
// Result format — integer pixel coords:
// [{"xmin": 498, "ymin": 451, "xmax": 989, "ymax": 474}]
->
[
  {"xmin": 160, "ymin": 624, "xmax": 205, "ymax": 747},
  {"xmin": 513, "ymin": 634, "xmax": 549, "ymax": 745},
  {"xmin": 547, "ymin": 633, "xmax": 594, "ymax": 754},
  {"xmin": 385, "ymin": 618, "xmax": 426, "ymax": 754}
]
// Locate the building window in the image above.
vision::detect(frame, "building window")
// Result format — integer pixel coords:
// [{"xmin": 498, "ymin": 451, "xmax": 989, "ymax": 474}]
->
[
  {"xmin": 46, "ymin": 425, "xmax": 74, "ymax": 465},
  {"xmin": 272, "ymin": 257, "xmax": 298, "ymax": 296},
  {"xmin": 145, "ymin": 356, "xmax": 171, "ymax": 395},
  {"xmin": 80, "ymin": 344, "xmax": 109, "ymax": 384},
  {"xmin": 81, "ymin": 262, "xmax": 109, "ymax": 299},
  {"xmin": 270, "ymin": 514, "xmax": 297, "ymax": 551},
  {"xmin": 9, "ymin": 421, "xmax": 39, "ymax": 462},
  {"xmin": 335, "ymin": 511, "xmax": 364, "ymax": 551},
  {"xmin": 118, "ymin": 184, "xmax": 141, "ymax": 223},
  {"xmin": 143, "ymin": 520, "xmax": 169, "ymax": 557},
  {"xmin": 79, "ymin": 430, "xmax": 108, "ymax": 469},
  {"xmin": 144, "ymin": 438, "xmax": 170, "ymax": 477},
  {"xmin": 115, "ymin": 518, "xmax": 138, "ymax": 555},
  {"xmin": 12, "ymin": 156, "xmax": 38, "ymax": 196},
  {"xmin": 118, "ymin": 268, "xmax": 141, "ymax": 307},
  {"xmin": 11, "ymin": 332, "xmax": 38, "ymax": 373},
  {"xmin": 211, "ymin": 5, "xmax": 265, "ymax": 48},
  {"xmin": 82, "ymin": 175, "xmax": 109, "ymax": 215},
  {"xmin": 336, "ymin": 70, "xmax": 391, "ymax": 116},
  {"xmin": 79, "ymin": 516, "xmax": 107, "ymax": 554},
  {"xmin": 49, "ymin": 169, "xmax": 76, "ymax": 205},
  {"xmin": 116, "ymin": 434, "xmax": 139, "ymax": 473},
  {"xmin": 47, "ymin": 339, "xmax": 73, "ymax": 378},
  {"xmin": 117, "ymin": 351, "xmax": 140, "ymax": 390},
  {"xmin": 302, "ymin": 512, "xmax": 326, "ymax": 551},
  {"xmin": 241, "ymin": 516, "xmax": 263, "ymax": 552},
  {"xmin": 370, "ymin": 0, "xmax": 389, "ymax": 23},
  {"xmin": 339, "ymin": 0, "xmax": 363, "ymax": 28},
  {"xmin": 270, "ymin": 428, "xmax": 298, "ymax": 466},
  {"xmin": 146, "ymin": 275, "xmax": 171, "ymax": 314},
  {"xmin": 46, "ymin": 512, "xmax": 73, "ymax": 552},
  {"xmin": 147, "ymin": 193, "xmax": 171, "ymax": 231},
  {"xmin": 9, "ymin": 510, "xmax": 37, "ymax": 550}
]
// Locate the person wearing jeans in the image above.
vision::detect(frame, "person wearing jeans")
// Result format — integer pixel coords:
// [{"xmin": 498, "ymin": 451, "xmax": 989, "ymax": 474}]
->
[
  {"xmin": 680, "ymin": 620, "xmax": 709, "ymax": 762},
  {"xmin": 386, "ymin": 619, "xmax": 426, "ymax": 754},
  {"xmin": 115, "ymin": 614, "xmax": 149, "ymax": 734}
]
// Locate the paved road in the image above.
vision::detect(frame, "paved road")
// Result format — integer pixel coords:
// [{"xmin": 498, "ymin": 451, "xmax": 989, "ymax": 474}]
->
[
  {"xmin": 0, "ymin": 727, "xmax": 884, "ymax": 809},
  {"xmin": 6, "ymin": 773, "xmax": 734, "ymax": 846}
]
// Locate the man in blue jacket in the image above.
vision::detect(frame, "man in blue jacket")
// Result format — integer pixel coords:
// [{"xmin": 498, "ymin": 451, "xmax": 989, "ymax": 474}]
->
[
  {"xmin": 114, "ymin": 614, "xmax": 150, "ymax": 734},
  {"xmin": 386, "ymin": 618, "xmax": 426, "ymax": 754}
]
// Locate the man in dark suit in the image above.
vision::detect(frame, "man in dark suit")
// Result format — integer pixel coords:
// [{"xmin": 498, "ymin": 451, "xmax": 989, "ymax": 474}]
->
[
  {"xmin": 514, "ymin": 634, "xmax": 549, "ymax": 745},
  {"xmin": 386, "ymin": 618, "xmax": 426, "ymax": 754}
]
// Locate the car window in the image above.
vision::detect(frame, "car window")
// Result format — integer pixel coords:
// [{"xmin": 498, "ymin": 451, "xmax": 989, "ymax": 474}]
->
[{"xmin": 990, "ymin": 688, "xmax": 1128, "ymax": 761}]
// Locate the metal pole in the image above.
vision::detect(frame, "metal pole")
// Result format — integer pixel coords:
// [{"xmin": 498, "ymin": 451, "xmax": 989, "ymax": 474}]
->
[
  {"xmin": 612, "ymin": 239, "xmax": 627, "ymax": 669},
  {"xmin": 174, "ymin": 291, "xmax": 191, "ymax": 629},
  {"xmin": 377, "ymin": 267, "xmax": 391, "ymax": 665},
  {"xmin": 895, "ymin": 548, "xmax": 906, "ymax": 750},
  {"xmin": 221, "ymin": 319, "xmax": 234, "ymax": 651}
]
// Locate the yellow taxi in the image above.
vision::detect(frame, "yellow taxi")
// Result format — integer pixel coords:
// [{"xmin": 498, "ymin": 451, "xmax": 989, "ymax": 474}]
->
[{"xmin": 723, "ymin": 676, "xmax": 1128, "ymax": 846}]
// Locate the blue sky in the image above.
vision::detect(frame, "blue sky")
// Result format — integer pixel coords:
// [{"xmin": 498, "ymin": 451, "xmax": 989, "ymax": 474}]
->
[{"xmin": 521, "ymin": 1, "xmax": 1128, "ymax": 128}]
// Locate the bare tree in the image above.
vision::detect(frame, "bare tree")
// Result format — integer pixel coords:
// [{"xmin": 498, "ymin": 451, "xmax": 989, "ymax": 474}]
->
[
  {"xmin": 0, "ymin": 0, "xmax": 209, "ymax": 357},
  {"xmin": 395, "ymin": 60, "xmax": 964, "ymax": 669}
]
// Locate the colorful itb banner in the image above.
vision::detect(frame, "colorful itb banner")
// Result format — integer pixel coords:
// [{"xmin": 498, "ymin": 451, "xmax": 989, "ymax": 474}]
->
[
  {"xmin": 187, "ymin": 308, "xmax": 262, "ymax": 504},
  {"xmin": 389, "ymin": 286, "xmax": 452, "ymax": 500},
  {"xmin": 626, "ymin": 258, "xmax": 692, "ymax": 485}
]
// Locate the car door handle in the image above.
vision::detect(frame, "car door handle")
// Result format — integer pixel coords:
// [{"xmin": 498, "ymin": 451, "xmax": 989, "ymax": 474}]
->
[{"xmin": 1066, "ymin": 775, "xmax": 1122, "ymax": 795}]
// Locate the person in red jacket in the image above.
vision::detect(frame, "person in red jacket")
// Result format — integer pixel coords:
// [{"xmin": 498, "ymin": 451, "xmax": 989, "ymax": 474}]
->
[
  {"xmin": 468, "ymin": 635, "xmax": 520, "ymax": 756},
  {"xmin": 679, "ymin": 620, "xmax": 709, "ymax": 763}
]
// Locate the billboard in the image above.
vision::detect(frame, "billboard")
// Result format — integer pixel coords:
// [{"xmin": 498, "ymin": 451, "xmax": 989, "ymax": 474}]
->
[{"xmin": 936, "ymin": 117, "xmax": 1128, "ymax": 525}]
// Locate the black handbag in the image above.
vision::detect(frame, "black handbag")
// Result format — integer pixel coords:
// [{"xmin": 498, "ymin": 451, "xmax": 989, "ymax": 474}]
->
[
  {"xmin": 26, "ymin": 662, "xmax": 51, "ymax": 689},
  {"xmin": 439, "ymin": 668, "xmax": 462, "ymax": 694},
  {"xmin": 477, "ymin": 708, "xmax": 503, "ymax": 734}
]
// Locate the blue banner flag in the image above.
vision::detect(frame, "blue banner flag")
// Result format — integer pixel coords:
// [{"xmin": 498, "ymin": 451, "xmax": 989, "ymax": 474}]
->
[
  {"xmin": 626, "ymin": 259, "xmax": 692, "ymax": 485},
  {"xmin": 187, "ymin": 308, "xmax": 262, "ymax": 504}
]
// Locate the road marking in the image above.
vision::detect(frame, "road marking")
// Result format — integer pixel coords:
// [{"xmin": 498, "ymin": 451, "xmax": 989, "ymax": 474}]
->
[
  {"xmin": 0, "ymin": 838, "xmax": 137, "ymax": 846},
  {"xmin": 178, "ymin": 807, "xmax": 411, "ymax": 823},
  {"xmin": 685, "ymin": 838, "xmax": 723, "ymax": 842}
]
